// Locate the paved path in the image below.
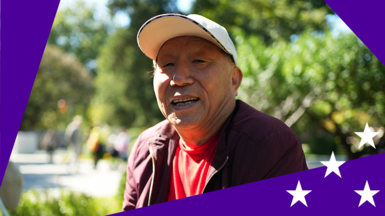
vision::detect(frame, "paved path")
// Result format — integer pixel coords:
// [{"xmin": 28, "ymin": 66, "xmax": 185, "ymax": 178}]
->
[
  {"xmin": 8, "ymin": 150, "xmax": 346, "ymax": 198},
  {"xmin": 9, "ymin": 150, "xmax": 124, "ymax": 197}
]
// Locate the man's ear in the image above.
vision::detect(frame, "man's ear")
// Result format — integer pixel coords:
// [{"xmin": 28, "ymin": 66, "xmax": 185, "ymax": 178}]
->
[{"xmin": 231, "ymin": 67, "xmax": 243, "ymax": 96}]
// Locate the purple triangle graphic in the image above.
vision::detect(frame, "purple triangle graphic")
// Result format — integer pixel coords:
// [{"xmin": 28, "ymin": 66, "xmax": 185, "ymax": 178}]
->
[
  {"xmin": 0, "ymin": 1, "xmax": 60, "ymax": 184},
  {"xmin": 324, "ymin": 0, "xmax": 385, "ymax": 65}
]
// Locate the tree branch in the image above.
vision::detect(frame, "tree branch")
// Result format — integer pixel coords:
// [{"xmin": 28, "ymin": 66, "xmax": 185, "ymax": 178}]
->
[{"xmin": 284, "ymin": 92, "xmax": 315, "ymax": 127}]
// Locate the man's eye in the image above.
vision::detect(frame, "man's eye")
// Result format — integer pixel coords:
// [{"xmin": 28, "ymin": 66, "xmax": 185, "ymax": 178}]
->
[
  {"xmin": 193, "ymin": 59, "xmax": 205, "ymax": 63},
  {"xmin": 163, "ymin": 63, "xmax": 174, "ymax": 67}
]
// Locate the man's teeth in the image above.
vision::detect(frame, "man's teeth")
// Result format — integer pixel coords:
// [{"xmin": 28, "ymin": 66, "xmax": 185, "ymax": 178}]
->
[
  {"xmin": 173, "ymin": 97, "xmax": 199, "ymax": 106},
  {"xmin": 176, "ymin": 101, "xmax": 194, "ymax": 106}
]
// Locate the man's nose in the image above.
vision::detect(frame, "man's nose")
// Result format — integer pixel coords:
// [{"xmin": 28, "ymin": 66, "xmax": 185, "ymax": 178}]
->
[{"xmin": 170, "ymin": 61, "xmax": 194, "ymax": 86}]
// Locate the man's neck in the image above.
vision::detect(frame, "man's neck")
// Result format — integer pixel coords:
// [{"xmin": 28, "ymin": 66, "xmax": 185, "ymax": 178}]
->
[
  {"xmin": 175, "ymin": 101, "xmax": 236, "ymax": 150},
  {"xmin": 178, "ymin": 129, "xmax": 217, "ymax": 150}
]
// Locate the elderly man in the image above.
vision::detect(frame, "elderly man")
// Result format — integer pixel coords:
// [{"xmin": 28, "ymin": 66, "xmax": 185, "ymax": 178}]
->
[{"xmin": 123, "ymin": 14, "xmax": 308, "ymax": 210}]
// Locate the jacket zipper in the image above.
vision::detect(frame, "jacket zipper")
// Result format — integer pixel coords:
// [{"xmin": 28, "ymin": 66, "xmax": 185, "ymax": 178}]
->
[
  {"xmin": 148, "ymin": 143, "xmax": 156, "ymax": 206},
  {"xmin": 202, "ymin": 156, "xmax": 229, "ymax": 193}
]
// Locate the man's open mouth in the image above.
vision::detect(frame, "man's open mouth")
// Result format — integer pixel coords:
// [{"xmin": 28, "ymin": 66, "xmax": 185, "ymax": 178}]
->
[{"xmin": 171, "ymin": 97, "xmax": 200, "ymax": 106}]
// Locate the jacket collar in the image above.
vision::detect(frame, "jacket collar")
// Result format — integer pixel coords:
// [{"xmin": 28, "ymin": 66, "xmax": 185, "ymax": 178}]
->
[
  {"xmin": 150, "ymin": 100, "xmax": 240, "ymax": 169},
  {"xmin": 209, "ymin": 100, "xmax": 239, "ymax": 171}
]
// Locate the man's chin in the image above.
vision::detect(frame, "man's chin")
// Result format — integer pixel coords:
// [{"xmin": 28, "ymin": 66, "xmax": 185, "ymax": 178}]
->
[{"xmin": 167, "ymin": 116, "xmax": 200, "ymax": 130}]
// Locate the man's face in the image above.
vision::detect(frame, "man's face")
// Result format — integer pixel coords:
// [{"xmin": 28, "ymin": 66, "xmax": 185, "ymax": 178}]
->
[{"xmin": 153, "ymin": 36, "xmax": 241, "ymax": 131}]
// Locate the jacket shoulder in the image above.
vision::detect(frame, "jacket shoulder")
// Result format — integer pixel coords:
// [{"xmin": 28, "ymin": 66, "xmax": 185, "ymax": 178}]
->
[
  {"xmin": 225, "ymin": 101, "xmax": 307, "ymax": 182},
  {"xmin": 231, "ymin": 100, "xmax": 297, "ymax": 144}
]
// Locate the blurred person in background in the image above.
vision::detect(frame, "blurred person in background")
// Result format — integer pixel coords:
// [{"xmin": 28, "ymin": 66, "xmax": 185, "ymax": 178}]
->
[
  {"xmin": 87, "ymin": 123, "xmax": 108, "ymax": 169},
  {"xmin": 41, "ymin": 129, "xmax": 60, "ymax": 163},
  {"xmin": 114, "ymin": 128, "xmax": 131, "ymax": 161},
  {"xmin": 107, "ymin": 133, "xmax": 118, "ymax": 157},
  {"xmin": 64, "ymin": 116, "xmax": 83, "ymax": 167},
  {"xmin": 0, "ymin": 161, "xmax": 23, "ymax": 212},
  {"xmin": 122, "ymin": 14, "xmax": 307, "ymax": 210},
  {"xmin": 106, "ymin": 128, "xmax": 131, "ymax": 169}
]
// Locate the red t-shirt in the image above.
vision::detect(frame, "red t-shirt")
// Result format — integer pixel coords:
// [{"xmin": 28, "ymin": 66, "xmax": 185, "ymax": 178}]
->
[{"xmin": 168, "ymin": 133, "xmax": 219, "ymax": 201}]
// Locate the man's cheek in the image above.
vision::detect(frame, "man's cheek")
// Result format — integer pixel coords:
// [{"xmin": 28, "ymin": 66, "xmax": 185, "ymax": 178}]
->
[
  {"xmin": 153, "ymin": 75, "xmax": 165, "ymax": 93},
  {"xmin": 155, "ymin": 71, "xmax": 170, "ymax": 83}
]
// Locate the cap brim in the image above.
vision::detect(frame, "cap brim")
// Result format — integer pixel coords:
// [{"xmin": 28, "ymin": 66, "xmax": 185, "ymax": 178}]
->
[{"xmin": 137, "ymin": 14, "xmax": 224, "ymax": 60}]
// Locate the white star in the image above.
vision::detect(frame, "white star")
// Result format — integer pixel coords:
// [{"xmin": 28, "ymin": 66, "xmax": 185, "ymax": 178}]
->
[
  {"xmin": 354, "ymin": 122, "xmax": 379, "ymax": 149},
  {"xmin": 355, "ymin": 181, "xmax": 380, "ymax": 207},
  {"xmin": 287, "ymin": 181, "xmax": 312, "ymax": 207},
  {"xmin": 320, "ymin": 151, "xmax": 345, "ymax": 178}
]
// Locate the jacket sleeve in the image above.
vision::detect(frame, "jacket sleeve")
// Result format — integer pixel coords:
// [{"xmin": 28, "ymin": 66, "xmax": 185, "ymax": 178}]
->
[{"xmin": 122, "ymin": 135, "xmax": 142, "ymax": 211}]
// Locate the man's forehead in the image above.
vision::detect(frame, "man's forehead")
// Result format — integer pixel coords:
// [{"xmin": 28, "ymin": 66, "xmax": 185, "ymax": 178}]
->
[{"xmin": 158, "ymin": 36, "xmax": 221, "ymax": 56}]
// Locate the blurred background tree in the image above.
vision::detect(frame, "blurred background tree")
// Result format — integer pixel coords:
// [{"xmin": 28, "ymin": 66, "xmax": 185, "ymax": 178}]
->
[
  {"xmin": 192, "ymin": 0, "xmax": 334, "ymax": 44},
  {"xmin": 235, "ymin": 30, "xmax": 385, "ymax": 159},
  {"xmin": 89, "ymin": 0, "xmax": 180, "ymax": 127},
  {"xmin": 47, "ymin": 1, "xmax": 112, "ymax": 75},
  {"xmin": 21, "ymin": 45, "xmax": 94, "ymax": 130}
]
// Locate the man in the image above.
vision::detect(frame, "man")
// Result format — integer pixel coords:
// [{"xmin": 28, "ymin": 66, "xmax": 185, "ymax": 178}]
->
[
  {"xmin": 64, "ymin": 116, "xmax": 82, "ymax": 167},
  {"xmin": 41, "ymin": 129, "xmax": 60, "ymax": 163},
  {"xmin": 114, "ymin": 128, "xmax": 131, "ymax": 160},
  {"xmin": 123, "ymin": 14, "xmax": 308, "ymax": 211}
]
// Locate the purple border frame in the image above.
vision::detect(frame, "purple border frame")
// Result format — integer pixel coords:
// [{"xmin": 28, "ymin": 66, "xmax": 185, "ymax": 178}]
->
[{"xmin": 1, "ymin": 0, "xmax": 384, "ymax": 215}]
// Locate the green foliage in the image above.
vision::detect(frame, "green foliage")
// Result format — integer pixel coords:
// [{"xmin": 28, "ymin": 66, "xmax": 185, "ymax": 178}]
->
[
  {"xmin": 90, "ymin": 0, "xmax": 179, "ymax": 127},
  {"xmin": 308, "ymin": 132, "xmax": 337, "ymax": 154},
  {"xmin": 193, "ymin": 0, "xmax": 333, "ymax": 44},
  {"xmin": 9, "ymin": 190, "xmax": 121, "ymax": 216},
  {"xmin": 235, "ymin": 29, "xmax": 385, "ymax": 158},
  {"xmin": 116, "ymin": 170, "xmax": 127, "ymax": 203},
  {"xmin": 21, "ymin": 45, "xmax": 94, "ymax": 130},
  {"xmin": 48, "ymin": 1, "xmax": 112, "ymax": 74},
  {"xmin": 108, "ymin": 0, "xmax": 179, "ymax": 26},
  {"xmin": 92, "ymin": 29, "xmax": 164, "ymax": 127}
]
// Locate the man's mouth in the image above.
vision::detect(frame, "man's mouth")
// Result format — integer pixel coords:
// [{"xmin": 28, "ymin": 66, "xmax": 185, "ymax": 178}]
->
[{"xmin": 171, "ymin": 97, "xmax": 200, "ymax": 106}]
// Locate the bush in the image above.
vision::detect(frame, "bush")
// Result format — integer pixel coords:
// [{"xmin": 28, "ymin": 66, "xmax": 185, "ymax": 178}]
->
[
  {"xmin": 116, "ymin": 170, "xmax": 127, "ymax": 203},
  {"xmin": 9, "ymin": 189, "xmax": 121, "ymax": 216}
]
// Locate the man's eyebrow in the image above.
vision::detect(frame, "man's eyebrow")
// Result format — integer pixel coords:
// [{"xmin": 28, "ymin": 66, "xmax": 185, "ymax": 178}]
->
[{"xmin": 157, "ymin": 53, "xmax": 174, "ymax": 60}]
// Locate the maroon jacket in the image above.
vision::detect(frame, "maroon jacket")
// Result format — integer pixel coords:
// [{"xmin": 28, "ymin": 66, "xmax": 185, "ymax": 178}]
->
[{"xmin": 123, "ymin": 100, "xmax": 308, "ymax": 211}]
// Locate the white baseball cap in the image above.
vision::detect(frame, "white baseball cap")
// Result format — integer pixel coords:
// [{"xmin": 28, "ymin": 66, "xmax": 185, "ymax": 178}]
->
[{"xmin": 137, "ymin": 13, "xmax": 238, "ymax": 65}]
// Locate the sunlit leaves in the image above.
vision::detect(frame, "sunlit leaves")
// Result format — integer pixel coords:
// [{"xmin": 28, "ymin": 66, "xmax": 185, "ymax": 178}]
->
[
  {"xmin": 47, "ymin": 1, "xmax": 111, "ymax": 74},
  {"xmin": 234, "ymin": 28, "xmax": 385, "ymax": 157},
  {"xmin": 193, "ymin": 0, "xmax": 332, "ymax": 44},
  {"xmin": 21, "ymin": 46, "xmax": 94, "ymax": 130}
]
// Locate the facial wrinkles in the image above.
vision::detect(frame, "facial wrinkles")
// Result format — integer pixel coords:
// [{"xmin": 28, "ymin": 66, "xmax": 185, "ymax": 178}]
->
[
  {"xmin": 177, "ymin": 58, "xmax": 232, "ymax": 132},
  {"xmin": 155, "ymin": 36, "xmax": 236, "ymax": 132},
  {"xmin": 201, "ymin": 66, "xmax": 233, "ymax": 130}
]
